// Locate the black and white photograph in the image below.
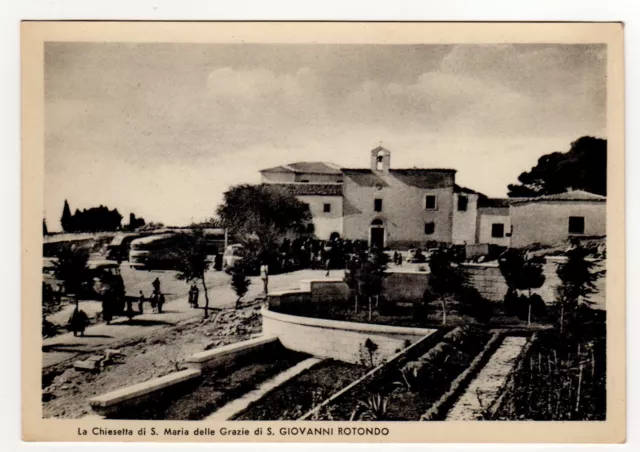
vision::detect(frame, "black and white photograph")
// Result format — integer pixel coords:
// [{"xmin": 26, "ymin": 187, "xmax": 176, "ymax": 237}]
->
[{"xmin": 21, "ymin": 21, "xmax": 625, "ymax": 443}]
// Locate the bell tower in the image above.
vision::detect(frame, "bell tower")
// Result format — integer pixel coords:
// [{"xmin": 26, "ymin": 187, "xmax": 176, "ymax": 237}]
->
[{"xmin": 371, "ymin": 146, "xmax": 391, "ymax": 173}]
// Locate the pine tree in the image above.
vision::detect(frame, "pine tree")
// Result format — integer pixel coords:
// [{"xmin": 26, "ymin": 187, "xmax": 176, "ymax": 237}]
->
[
  {"xmin": 43, "ymin": 218, "xmax": 48, "ymax": 236},
  {"xmin": 60, "ymin": 200, "xmax": 73, "ymax": 232}
]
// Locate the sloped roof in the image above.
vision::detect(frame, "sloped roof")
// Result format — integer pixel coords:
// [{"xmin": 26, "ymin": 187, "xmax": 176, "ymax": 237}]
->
[
  {"xmin": 478, "ymin": 197, "xmax": 512, "ymax": 208},
  {"xmin": 341, "ymin": 168, "xmax": 456, "ymax": 189},
  {"xmin": 454, "ymin": 184, "xmax": 485, "ymax": 196},
  {"xmin": 510, "ymin": 190, "xmax": 606, "ymax": 205},
  {"xmin": 260, "ymin": 162, "xmax": 342, "ymax": 175},
  {"xmin": 266, "ymin": 183, "xmax": 343, "ymax": 196}
]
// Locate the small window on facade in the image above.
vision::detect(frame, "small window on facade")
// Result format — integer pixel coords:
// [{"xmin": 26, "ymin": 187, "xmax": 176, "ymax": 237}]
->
[
  {"xmin": 457, "ymin": 195, "xmax": 468, "ymax": 211},
  {"xmin": 424, "ymin": 222, "xmax": 435, "ymax": 235},
  {"xmin": 300, "ymin": 179, "xmax": 309, "ymax": 183},
  {"xmin": 336, "ymin": 179, "xmax": 343, "ymax": 183},
  {"xmin": 374, "ymin": 198, "xmax": 383, "ymax": 212},
  {"xmin": 425, "ymin": 195, "xmax": 437, "ymax": 210},
  {"xmin": 568, "ymin": 216, "xmax": 585, "ymax": 234},
  {"xmin": 323, "ymin": 203, "xmax": 331, "ymax": 213},
  {"xmin": 491, "ymin": 223, "xmax": 505, "ymax": 238}
]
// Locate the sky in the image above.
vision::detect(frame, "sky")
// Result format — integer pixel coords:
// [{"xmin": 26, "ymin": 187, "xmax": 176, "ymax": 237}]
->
[{"xmin": 44, "ymin": 43, "xmax": 606, "ymax": 231}]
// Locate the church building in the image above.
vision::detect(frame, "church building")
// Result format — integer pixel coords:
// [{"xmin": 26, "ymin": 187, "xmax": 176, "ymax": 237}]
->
[{"xmin": 259, "ymin": 147, "xmax": 606, "ymax": 249}]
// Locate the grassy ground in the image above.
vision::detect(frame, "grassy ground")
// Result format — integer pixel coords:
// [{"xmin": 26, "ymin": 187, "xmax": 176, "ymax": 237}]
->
[{"xmin": 233, "ymin": 360, "xmax": 367, "ymax": 421}]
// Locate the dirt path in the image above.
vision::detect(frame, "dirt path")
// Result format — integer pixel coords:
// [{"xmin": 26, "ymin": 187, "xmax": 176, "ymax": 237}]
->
[
  {"xmin": 42, "ymin": 305, "xmax": 263, "ymax": 419},
  {"xmin": 446, "ymin": 336, "xmax": 528, "ymax": 420}
]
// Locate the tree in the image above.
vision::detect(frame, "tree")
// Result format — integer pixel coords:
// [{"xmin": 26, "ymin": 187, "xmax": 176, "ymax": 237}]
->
[
  {"xmin": 126, "ymin": 213, "xmax": 146, "ymax": 231},
  {"xmin": 171, "ymin": 230, "xmax": 213, "ymax": 318},
  {"xmin": 217, "ymin": 184, "xmax": 313, "ymax": 257},
  {"xmin": 507, "ymin": 136, "xmax": 607, "ymax": 197},
  {"xmin": 43, "ymin": 219, "xmax": 48, "ymax": 236},
  {"xmin": 348, "ymin": 250, "xmax": 389, "ymax": 320},
  {"xmin": 61, "ymin": 200, "xmax": 73, "ymax": 232},
  {"xmin": 498, "ymin": 249, "xmax": 546, "ymax": 325},
  {"xmin": 227, "ymin": 263, "xmax": 251, "ymax": 309},
  {"xmin": 556, "ymin": 244, "xmax": 605, "ymax": 333},
  {"xmin": 52, "ymin": 245, "xmax": 91, "ymax": 308},
  {"xmin": 427, "ymin": 246, "xmax": 467, "ymax": 325}
]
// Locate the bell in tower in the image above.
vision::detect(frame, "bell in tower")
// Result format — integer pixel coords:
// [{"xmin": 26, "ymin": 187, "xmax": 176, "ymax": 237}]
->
[{"xmin": 371, "ymin": 146, "xmax": 391, "ymax": 173}]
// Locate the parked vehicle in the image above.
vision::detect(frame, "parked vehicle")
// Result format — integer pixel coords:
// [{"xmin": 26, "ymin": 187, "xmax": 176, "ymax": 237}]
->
[{"xmin": 129, "ymin": 230, "xmax": 222, "ymax": 270}]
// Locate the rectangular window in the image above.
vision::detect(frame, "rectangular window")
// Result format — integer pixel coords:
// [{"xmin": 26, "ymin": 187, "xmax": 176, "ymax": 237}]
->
[
  {"xmin": 323, "ymin": 203, "xmax": 331, "ymax": 213},
  {"xmin": 491, "ymin": 223, "xmax": 505, "ymax": 238},
  {"xmin": 425, "ymin": 195, "xmax": 437, "ymax": 210},
  {"xmin": 457, "ymin": 195, "xmax": 468, "ymax": 211},
  {"xmin": 568, "ymin": 216, "xmax": 585, "ymax": 234},
  {"xmin": 424, "ymin": 222, "xmax": 435, "ymax": 235},
  {"xmin": 374, "ymin": 198, "xmax": 383, "ymax": 212},
  {"xmin": 300, "ymin": 179, "xmax": 309, "ymax": 183}
]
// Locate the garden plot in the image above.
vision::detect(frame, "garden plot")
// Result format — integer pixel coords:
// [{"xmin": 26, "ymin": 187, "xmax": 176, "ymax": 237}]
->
[
  {"xmin": 318, "ymin": 327, "xmax": 493, "ymax": 421},
  {"xmin": 116, "ymin": 344, "xmax": 309, "ymax": 420},
  {"xmin": 446, "ymin": 336, "xmax": 528, "ymax": 420},
  {"xmin": 234, "ymin": 359, "xmax": 368, "ymax": 420},
  {"xmin": 493, "ymin": 329, "xmax": 606, "ymax": 420}
]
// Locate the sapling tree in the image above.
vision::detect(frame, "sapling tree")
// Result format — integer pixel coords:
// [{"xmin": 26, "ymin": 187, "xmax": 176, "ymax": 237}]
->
[
  {"xmin": 52, "ymin": 244, "xmax": 91, "ymax": 309},
  {"xmin": 353, "ymin": 249, "xmax": 390, "ymax": 321},
  {"xmin": 428, "ymin": 246, "xmax": 467, "ymax": 325},
  {"xmin": 498, "ymin": 248, "xmax": 546, "ymax": 326},
  {"xmin": 172, "ymin": 230, "xmax": 213, "ymax": 318},
  {"xmin": 556, "ymin": 244, "xmax": 605, "ymax": 333},
  {"xmin": 227, "ymin": 262, "xmax": 251, "ymax": 309}
]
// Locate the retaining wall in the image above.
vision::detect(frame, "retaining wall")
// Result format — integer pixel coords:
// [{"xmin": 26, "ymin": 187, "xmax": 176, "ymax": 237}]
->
[
  {"xmin": 461, "ymin": 258, "xmax": 606, "ymax": 308},
  {"xmin": 262, "ymin": 306, "xmax": 435, "ymax": 366}
]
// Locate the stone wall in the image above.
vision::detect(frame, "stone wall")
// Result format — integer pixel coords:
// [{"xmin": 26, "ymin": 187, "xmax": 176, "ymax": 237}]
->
[
  {"xmin": 262, "ymin": 306, "xmax": 434, "ymax": 366},
  {"xmin": 461, "ymin": 258, "xmax": 606, "ymax": 308},
  {"xmin": 462, "ymin": 262, "xmax": 509, "ymax": 302}
]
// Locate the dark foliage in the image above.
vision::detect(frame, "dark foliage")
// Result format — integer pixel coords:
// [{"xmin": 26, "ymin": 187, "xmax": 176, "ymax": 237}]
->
[
  {"xmin": 52, "ymin": 245, "xmax": 91, "ymax": 299},
  {"xmin": 507, "ymin": 136, "xmax": 607, "ymax": 197},
  {"xmin": 126, "ymin": 213, "xmax": 146, "ymax": 231},
  {"xmin": 216, "ymin": 184, "xmax": 313, "ymax": 256},
  {"xmin": 60, "ymin": 200, "xmax": 123, "ymax": 232}
]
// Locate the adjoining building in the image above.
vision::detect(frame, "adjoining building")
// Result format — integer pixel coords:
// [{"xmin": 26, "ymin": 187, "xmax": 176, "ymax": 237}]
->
[
  {"xmin": 259, "ymin": 147, "xmax": 606, "ymax": 249},
  {"xmin": 508, "ymin": 190, "xmax": 606, "ymax": 248}
]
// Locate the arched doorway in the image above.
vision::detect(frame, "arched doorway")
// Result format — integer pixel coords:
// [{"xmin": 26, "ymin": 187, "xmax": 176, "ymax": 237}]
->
[{"xmin": 370, "ymin": 218, "xmax": 385, "ymax": 249}]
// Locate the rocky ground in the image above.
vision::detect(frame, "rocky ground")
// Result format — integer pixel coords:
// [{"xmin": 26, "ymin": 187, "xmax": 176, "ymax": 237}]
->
[{"xmin": 42, "ymin": 304, "xmax": 263, "ymax": 419}]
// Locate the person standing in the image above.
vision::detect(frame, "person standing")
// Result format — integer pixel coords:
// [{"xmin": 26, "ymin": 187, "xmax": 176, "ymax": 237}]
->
[
  {"xmin": 157, "ymin": 293, "xmax": 165, "ymax": 314},
  {"xmin": 69, "ymin": 307, "xmax": 89, "ymax": 337},
  {"xmin": 152, "ymin": 277, "xmax": 161, "ymax": 295},
  {"xmin": 138, "ymin": 290, "xmax": 145, "ymax": 314},
  {"xmin": 126, "ymin": 295, "xmax": 135, "ymax": 322},
  {"xmin": 190, "ymin": 283, "xmax": 199, "ymax": 308},
  {"xmin": 260, "ymin": 262, "xmax": 269, "ymax": 295}
]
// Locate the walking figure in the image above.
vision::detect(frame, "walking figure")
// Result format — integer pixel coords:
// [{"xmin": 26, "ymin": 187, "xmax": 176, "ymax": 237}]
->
[
  {"xmin": 138, "ymin": 290, "xmax": 145, "ymax": 314},
  {"xmin": 152, "ymin": 277, "xmax": 161, "ymax": 295},
  {"xmin": 260, "ymin": 262, "xmax": 269, "ymax": 295}
]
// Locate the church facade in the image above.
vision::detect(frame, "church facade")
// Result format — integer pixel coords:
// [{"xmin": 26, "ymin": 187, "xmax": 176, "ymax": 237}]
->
[{"xmin": 259, "ymin": 147, "xmax": 606, "ymax": 249}]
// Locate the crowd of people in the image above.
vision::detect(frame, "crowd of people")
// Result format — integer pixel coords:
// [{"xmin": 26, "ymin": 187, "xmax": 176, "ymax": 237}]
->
[{"xmin": 264, "ymin": 236, "xmax": 370, "ymax": 275}]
